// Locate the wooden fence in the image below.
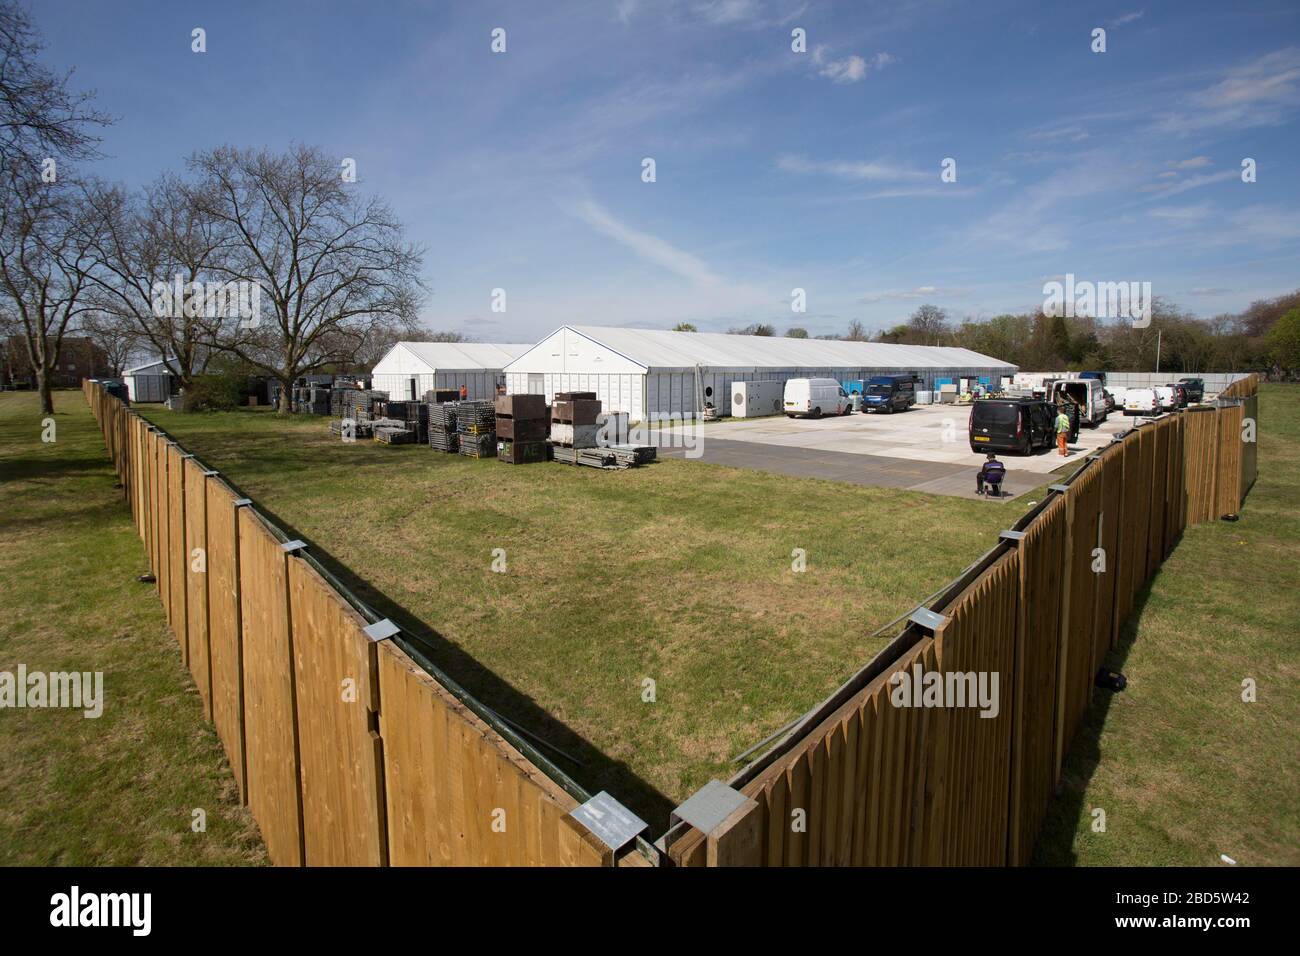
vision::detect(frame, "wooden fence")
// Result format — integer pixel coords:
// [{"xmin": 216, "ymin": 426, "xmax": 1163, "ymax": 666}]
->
[
  {"xmin": 665, "ymin": 381, "xmax": 1260, "ymax": 866},
  {"xmin": 83, "ymin": 381, "xmax": 616, "ymax": 867}
]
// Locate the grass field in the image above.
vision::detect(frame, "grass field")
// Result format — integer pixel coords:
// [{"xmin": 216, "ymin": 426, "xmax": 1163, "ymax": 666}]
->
[
  {"xmin": 1036, "ymin": 383, "xmax": 1299, "ymax": 866},
  {"xmin": 135, "ymin": 401, "xmax": 1023, "ymax": 829},
  {"xmin": 0, "ymin": 390, "xmax": 266, "ymax": 865}
]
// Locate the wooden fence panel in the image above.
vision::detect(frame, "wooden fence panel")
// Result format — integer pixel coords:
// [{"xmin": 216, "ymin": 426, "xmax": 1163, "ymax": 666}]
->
[
  {"xmin": 1008, "ymin": 496, "xmax": 1066, "ymax": 865},
  {"xmin": 1183, "ymin": 408, "xmax": 1219, "ymax": 525},
  {"xmin": 206, "ymin": 481, "xmax": 247, "ymax": 803},
  {"xmin": 288, "ymin": 558, "xmax": 387, "ymax": 866},
  {"xmin": 184, "ymin": 458, "xmax": 212, "ymax": 719},
  {"xmin": 1241, "ymin": 393, "xmax": 1258, "ymax": 503},
  {"xmin": 1132, "ymin": 425, "xmax": 1155, "ymax": 598},
  {"xmin": 929, "ymin": 549, "xmax": 1018, "ymax": 865},
  {"xmin": 153, "ymin": 433, "xmax": 168, "ymax": 609},
  {"xmin": 1059, "ymin": 465, "xmax": 1102, "ymax": 769},
  {"xmin": 167, "ymin": 443, "xmax": 188, "ymax": 663},
  {"xmin": 377, "ymin": 639, "xmax": 610, "ymax": 867},
  {"xmin": 238, "ymin": 507, "xmax": 304, "ymax": 866},
  {"xmin": 1215, "ymin": 404, "xmax": 1244, "ymax": 518},
  {"xmin": 1146, "ymin": 420, "xmax": 1170, "ymax": 580},
  {"xmin": 1096, "ymin": 446, "xmax": 1123, "ymax": 664}
]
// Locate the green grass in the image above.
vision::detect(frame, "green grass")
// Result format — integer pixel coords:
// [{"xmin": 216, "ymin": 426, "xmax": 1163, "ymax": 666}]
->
[
  {"xmin": 134, "ymin": 402, "xmax": 1023, "ymax": 829},
  {"xmin": 0, "ymin": 390, "xmax": 266, "ymax": 865},
  {"xmin": 1035, "ymin": 383, "xmax": 1299, "ymax": 866}
]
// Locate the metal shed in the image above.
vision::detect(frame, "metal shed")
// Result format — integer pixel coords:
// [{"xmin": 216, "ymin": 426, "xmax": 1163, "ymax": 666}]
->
[
  {"xmin": 370, "ymin": 342, "xmax": 530, "ymax": 401},
  {"xmin": 503, "ymin": 326, "xmax": 1018, "ymax": 420},
  {"xmin": 123, "ymin": 359, "xmax": 176, "ymax": 403}
]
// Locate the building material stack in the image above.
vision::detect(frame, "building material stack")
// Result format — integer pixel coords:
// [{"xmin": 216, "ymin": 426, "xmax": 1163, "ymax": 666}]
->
[
  {"xmin": 294, "ymin": 383, "xmax": 331, "ymax": 415},
  {"xmin": 374, "ymin": 400, "xmax": 428, "ymax": 443},
  {"xmin": 424, "ymin": 388, "xmax": 461, "ymax": 404},
  {"xmin": 455, "ymin": 401, "xmax": 497, "ymax": 458},
  {"xmin": 549, "ymin": 391, "xmax": 600, "ymax": 449},
  {"xmin": 329, "ymin": 418, "xmax": 375, "ymax": 439},
  {"xmin": 427, "ymin": 401, "xmax": 459, "ymax": 452},
  {"xmin": 495, "ymin": 394, "xmax": 550, "ymax": 464}
]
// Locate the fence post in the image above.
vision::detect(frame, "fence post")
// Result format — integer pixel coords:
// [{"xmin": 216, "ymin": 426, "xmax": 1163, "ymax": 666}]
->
[{"xmin": 706, "ymin": 797, "xmax": 763, "ymax": 866}]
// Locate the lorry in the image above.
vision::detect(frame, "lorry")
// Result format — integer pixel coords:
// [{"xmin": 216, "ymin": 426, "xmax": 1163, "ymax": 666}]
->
[{"xmin": 783, "ymin": 378, "xmax": 851, "ymax": 418}]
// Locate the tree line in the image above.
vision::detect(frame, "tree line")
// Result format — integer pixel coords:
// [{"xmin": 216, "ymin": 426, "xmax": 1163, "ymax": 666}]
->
[{"xmin": 0, "ymin": 2, "xmax": 426, "ymax": 413}]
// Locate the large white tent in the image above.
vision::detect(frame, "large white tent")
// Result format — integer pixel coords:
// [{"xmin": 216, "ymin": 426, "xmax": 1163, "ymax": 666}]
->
[
  {"xmin": 503, "ymin": 326, "xmax": 1017, "ymax": 419},
  {"xmin": 371, "ymin": 342, "xmax": 530, "ymax": 401}
]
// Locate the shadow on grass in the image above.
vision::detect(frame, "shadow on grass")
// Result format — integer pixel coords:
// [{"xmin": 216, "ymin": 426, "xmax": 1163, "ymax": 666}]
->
[
  {"xmin": 1030, "ymin": 560, "xmax": 1167, "ymax": 866},
  {"xmin": 243, "ymin": 496, "xmax": 678, "ymax": 833}
]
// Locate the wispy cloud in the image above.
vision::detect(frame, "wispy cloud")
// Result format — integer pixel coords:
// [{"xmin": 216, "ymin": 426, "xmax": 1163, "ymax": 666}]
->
[
  {"xmin": 1109, "ymin": 10, "xmax": 1145, "ymax": 28},
  {"xmin": 1137, "ymin": 169, "xmax": 1237, "ymax": 199},
  {"xmin": 861, "ymin": 285, "xmax": 968, "ymax": 303},
  {"xmin": 568, "ymin": 198, "xmax": 721, "ymax": 286},
  {"xmin": 1157, "ymin": 47, "xmax": 1300, "ymax": 133},
  {"xmin": 776, "ymin": 154, "xmax": 927, "ymax": 182}
]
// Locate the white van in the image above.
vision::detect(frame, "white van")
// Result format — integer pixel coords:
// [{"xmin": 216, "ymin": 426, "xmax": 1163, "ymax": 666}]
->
[
  {"xmin": 784, "ymin": 378, "xmax": 850, "ymax": 418},
  {"xmin": 1124, "ymin": 387, "xmax": 1158, "ymax": 416},
  {"xmin": 1051, "ymin": 379, "xmax": 1108, "ymax": 427},
  {"xmin": 1154, "ymin": 385, "xmax": 1177, "ymax": 411}
]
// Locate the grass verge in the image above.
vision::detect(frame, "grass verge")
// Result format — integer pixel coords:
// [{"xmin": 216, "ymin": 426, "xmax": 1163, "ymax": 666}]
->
[{"xmin": 0, "ymin": 390, "xmax": 266, "ymax": 865}]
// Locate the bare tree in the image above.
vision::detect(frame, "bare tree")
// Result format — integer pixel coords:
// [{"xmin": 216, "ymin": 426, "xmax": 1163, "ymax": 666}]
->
[
  {"xmin": 0, "ymin": 0, "xmax": 110, "ymax": 172},
  {"xmin": 843, "ymin": 319, "xmax": 869, "ymax": 341},
  {"xmin": 189, "ymin": 145, "xmax": 425, "ymax": 412},
  {"xmin": 83, "ymin": 174, "xmax": 227, "ymax": 390},
  {"xmin": 78, "ymin": 308, "xmax": 137, "ymax": 376},
  {"xmin": 0, "ymin": 168, "xmax": 101, "ymax": 412}
]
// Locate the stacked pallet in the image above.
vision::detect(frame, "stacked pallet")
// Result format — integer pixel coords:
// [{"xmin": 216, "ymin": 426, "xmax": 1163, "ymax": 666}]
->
[
  {"xmin": 495, "ymin": 394, "xmax": 550, "ymax": 465},
  {"xmin": 550, "ymin": 392, "xmax": 601, "ymax": 448},
  {"xmin": 374, "ymin": 425, "xmax": 417, "ymax": 445},
  {"xmin": 329, "ymin": 418, "xmax": 375, "ymax": 439},
  {"xmin": 456, "ymin": 401, "xmax": 497, "ymax": 458},
  {"xmin": 551, "ymin": 444, "xmax": 656, "ymax": 470},
  {"xmin": 374, "ymin": 400, "xmax": 429, "ymax": 443},
  {"xmin": 294, "ymin": 384, "xmax": 331, "ymax": 415},
  {"xmin": 424, "ymin": 388, "xmax": 461, "ymax": 404},
  {"xmin": 427, "ymin": 402, "xmax": 459, "ymax": 452}
]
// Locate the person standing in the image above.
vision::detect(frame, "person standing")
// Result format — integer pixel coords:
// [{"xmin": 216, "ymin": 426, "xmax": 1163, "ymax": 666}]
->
[{"xmin": 1055, "ymin": 405, "xmax": 1071, "ymax": 456}]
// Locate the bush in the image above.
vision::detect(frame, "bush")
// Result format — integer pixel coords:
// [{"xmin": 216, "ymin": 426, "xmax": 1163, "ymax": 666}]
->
[{"xmin": 181, "ymin": 375, "xmax": 245, "ymax": 412}]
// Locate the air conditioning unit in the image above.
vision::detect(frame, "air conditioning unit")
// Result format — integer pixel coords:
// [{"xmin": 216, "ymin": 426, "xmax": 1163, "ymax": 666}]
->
[{"xmin": 731, "ymin": 380, "xmax": 784, "ymax": 418}]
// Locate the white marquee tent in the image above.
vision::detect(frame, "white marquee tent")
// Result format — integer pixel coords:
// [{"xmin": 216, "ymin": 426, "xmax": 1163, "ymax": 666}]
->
[
  {"xmin": 503, "ymin": 326, "xmax": 1017, "ymax": 419},
  {"xmin": 371, "ymin": 342, "xmax": 530, "ymax": 401}
]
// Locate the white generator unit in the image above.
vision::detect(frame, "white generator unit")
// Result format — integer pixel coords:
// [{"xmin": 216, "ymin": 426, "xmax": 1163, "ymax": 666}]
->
[{"xmin": 730, "ymin": 380, "xmax": 784, "ymax": 418}]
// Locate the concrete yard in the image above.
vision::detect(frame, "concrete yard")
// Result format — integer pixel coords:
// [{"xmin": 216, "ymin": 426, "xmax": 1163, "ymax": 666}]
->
[{"xmin": 655, "ymin": 403, "xmax": 1135, "ymax": 499}]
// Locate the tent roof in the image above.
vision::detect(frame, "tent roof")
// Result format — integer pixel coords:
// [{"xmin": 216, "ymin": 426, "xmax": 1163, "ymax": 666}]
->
[
  {"xmin": 511, "ymin": 325, "xmax": 1016, "ymax": 371},
  {"xmin": 384, "ymin": 342, "xmax": 530, "ymax": 372}
]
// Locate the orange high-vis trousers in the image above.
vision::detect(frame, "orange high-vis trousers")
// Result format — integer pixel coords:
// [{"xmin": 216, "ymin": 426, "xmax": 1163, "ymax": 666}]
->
[{"xmin": 1058, "ymin": 431, "xmax": 1068, "ymax": 455}]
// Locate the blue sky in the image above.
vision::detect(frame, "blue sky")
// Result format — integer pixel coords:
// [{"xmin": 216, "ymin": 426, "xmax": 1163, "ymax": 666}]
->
[{"xmin": 35, "ymin": 0, "xmax": 1300, "ymax": 340}]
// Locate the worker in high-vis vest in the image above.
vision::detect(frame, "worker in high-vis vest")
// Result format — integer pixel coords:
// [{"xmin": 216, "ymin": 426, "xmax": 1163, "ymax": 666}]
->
[{"xmin": 1055, "ymin": 406, "xmax": 1071, "ymax": 456}]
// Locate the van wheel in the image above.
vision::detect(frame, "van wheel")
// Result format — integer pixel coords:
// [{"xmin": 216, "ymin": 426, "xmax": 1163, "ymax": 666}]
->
[
  {"xmin": 1020, "ymin": 436, "xmax": 1032, "ymax": 456},
  {"xmin": 811, "ymin": 407, "xmax": 822, "ymax": 419}
]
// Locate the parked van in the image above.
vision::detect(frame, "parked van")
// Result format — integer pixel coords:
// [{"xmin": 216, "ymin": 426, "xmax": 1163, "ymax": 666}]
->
[
  {"xmin": 1154, "ymin": 385, "xmax": 1177, "ymax": 411},
  {"xmin": 1051, "ymin": 378, "xmax": 1108, "ymax": 427},
  {"xmin": 1178, "ymin": 377, "xmax": 1205, "ymax": 403},
  {"xmin": 1124, "ymin": 387, "xmax": 1159, "ymax": 416},
  {"xmin": 969, "ymin": 398, "xmax": 1057, "ymax": 455},
  {"xmin": 784, "ymin": 378, "xmax": 850, "ymax": 418},
  {"xmin": 862, "ymin": 374, "xmax": 917, "ymax": 414}
]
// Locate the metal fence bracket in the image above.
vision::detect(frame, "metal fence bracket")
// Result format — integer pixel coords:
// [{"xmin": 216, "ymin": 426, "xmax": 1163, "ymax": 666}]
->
[
  {"xmin": 232, "ymin": 498, "xmax": 253, "ymax": 508},
  {"xmin": 362, "ymin": 618, "xmax": 401, "ymax": 642},
  {"xmin": 999, "ymin": 529, "xmax": 1026, "ymax": 542},
  {"xmin": 908, "ymin": 607, "xmax": 949, "ymax": 633},
  {"xmin": 1048, "ymin": 483, "xmax": 1070, "ymax": 494},
  {"xmin": 671, "ymin": 779, "xmax": 750, "ymax": 836},
  {"xmin": 280, "ymin": 539, "xmax": 308, "ymax": 554},
  {"xmin": 570, "ymin": 791, "xmax": 647, "ymax": 852}
]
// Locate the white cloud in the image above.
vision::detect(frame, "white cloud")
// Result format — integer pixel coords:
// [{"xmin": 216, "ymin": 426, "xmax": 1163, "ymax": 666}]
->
[
  {"xmin": 776, "ymin": 154, "xmax": 926, "ymax": 182},
  {"xmin": 1137, "ymin": 169, "xmax": 1236, "ymax": 199},
  {"xmin": 1149, "ymin": 203, "xmax": 1212, "ymax": 222},
  {"xmin": 1167, "ymin": 156, "xmax": 1213, "ymax": 169},
  {"xmin": 568, "ymin": 198, "xmax": 721, "ymax": 286},
  {"xmin": 861, "ymin": 286, "xmax": 968, "ymax": 303},
  {"xmin": 811, "ymin": 46, "xmax": 896, "ymax": 84},
  {"xmin": 1109, "ymin": 10, "xmax": 1145, "ymax": 28}
]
